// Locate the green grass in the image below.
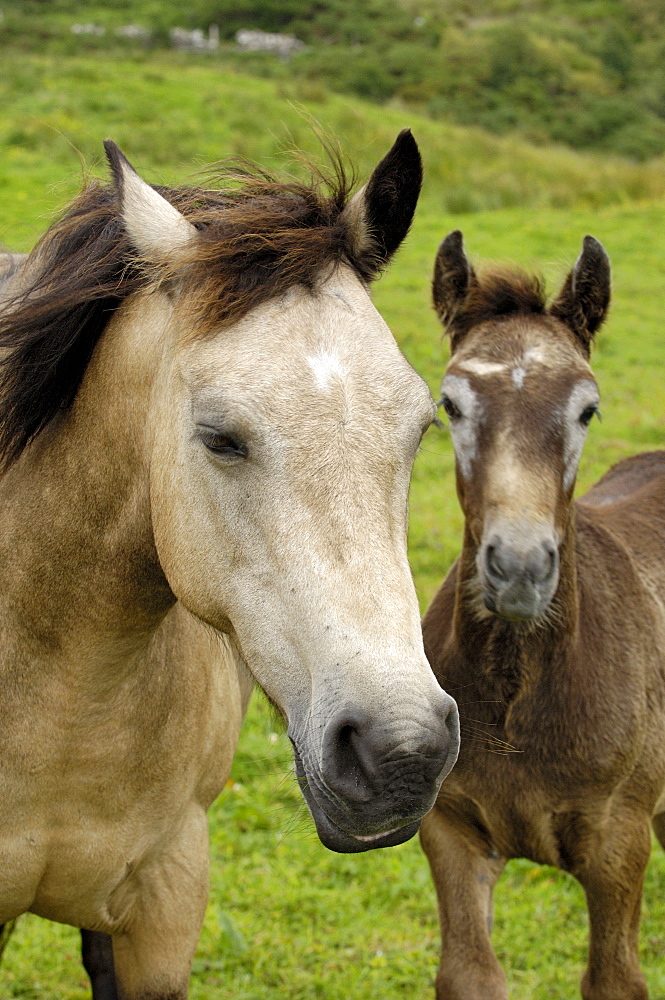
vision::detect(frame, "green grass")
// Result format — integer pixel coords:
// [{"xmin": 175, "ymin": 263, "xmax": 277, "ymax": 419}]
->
[
  {"xmin": 6, "ymin": 0, "xmax": 665, "ymax": 161},
  {"xmin": 2, "ymin": 52, "xmax": 665, "ymax": 1000},
  {"xmin": 4, "ymin": 51, "xmax": 665, "ymax": 251}
]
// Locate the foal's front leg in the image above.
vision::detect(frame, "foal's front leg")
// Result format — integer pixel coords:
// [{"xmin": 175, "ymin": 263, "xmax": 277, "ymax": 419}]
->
[
  {"xmin": 575, "ymin": 812, "xmax": 651, "ymax": 1000},
  {"xmin": 420, "ymin": 803, "xmax": 507, "ymax": 1000}
]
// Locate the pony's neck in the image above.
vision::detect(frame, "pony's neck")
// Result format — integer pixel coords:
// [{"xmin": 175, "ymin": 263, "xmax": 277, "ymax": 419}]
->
[
  {"xmin": 0, "ymin": 292, "xmax": 176, "ymax": 665},
  {"xmin": 454, "ymin": 512, "xmax": 579, "ymax": 691}
]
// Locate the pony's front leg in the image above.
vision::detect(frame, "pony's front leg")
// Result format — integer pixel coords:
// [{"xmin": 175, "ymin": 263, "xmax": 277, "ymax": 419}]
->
[
  {"xmin": 110, "ymin": 810, "xmax": 209, "ymax": 1000},
  {"xmin": 420, "ymin": 803, "xmax": 507, "ymax": 1000},
  {"xmin": 81, "ymin": 929, "xmax": 118, "ymax": 1000},
  {"xmin": 0, "ymin": 920, "xmax": 16, "ymax": 961},
  {"xmin": 577, "ymin": 812, "xmax": 651, "ymax": 1000}
]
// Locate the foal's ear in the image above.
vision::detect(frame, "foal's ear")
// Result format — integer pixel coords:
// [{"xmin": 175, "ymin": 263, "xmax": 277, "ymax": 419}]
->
[
  {"xmin": 341, "ymin": 129, "xmax": 422, "ymax": 276},
  {"xmin": 104, "ymin": 140, "xmax": 197, "ymax": 262},
  {"xmin": 549, "ymin": 235, "xmax": 611, "ymax": 350},
  {"xmin": 432, "ymin": 230, "xmax": 477, "ymax": 328}
]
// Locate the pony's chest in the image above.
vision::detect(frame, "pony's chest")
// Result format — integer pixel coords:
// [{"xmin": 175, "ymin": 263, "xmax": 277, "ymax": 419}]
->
[
  {"xmin": 0, "ymin": 649, "xmax": 243, "ymax": 925},
  {"xmin": 0, "ymin": 718, "xmax": 222, "ymax": 928},
  {"xmin": 0, "ymin": 821, "xmax": 141, "ymax": 927}
]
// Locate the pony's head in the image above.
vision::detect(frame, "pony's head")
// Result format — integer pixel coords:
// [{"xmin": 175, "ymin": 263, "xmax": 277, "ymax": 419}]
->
[{"xmin": 93, "ymin": 136, "xmax": 459, "ymax": 851}]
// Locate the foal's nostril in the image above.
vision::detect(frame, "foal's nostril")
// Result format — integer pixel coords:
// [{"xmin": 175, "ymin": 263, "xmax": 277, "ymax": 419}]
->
[
  {"xmin": 543, "ymin": 542, "xmax": 557, "ymax": 581},
  {"xmin": 485, "ymin": 542, "xmax": 508, "ymax": 581},
  {"xmin": 484, "ymin": 532, "xmax": 559, "ymax": 587},
  {"xmin": 527, "ymin": 541, "xmax": 558, "ymax": 584}
]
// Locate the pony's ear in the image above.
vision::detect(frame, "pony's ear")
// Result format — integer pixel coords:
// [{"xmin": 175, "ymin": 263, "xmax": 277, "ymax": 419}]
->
[
  {"xmin": 104, "ymin": 140, "xmax": 197, "ymax": 262},
  {"xmin": 549, "ymin": 235, "xmax": 611, "ymax": 350},
  {"xmin": 432, "ymin": 230, "xmax": 476, "ymax": 328},
  {"xmin": 341, "ymin": 129, "xmax": 422, "ymax": 276}
]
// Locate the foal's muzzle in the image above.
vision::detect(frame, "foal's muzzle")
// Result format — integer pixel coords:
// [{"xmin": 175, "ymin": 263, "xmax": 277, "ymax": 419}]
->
[{"xmin": 480, "ymin": 525, "xmax": 559, "ymax": 621}]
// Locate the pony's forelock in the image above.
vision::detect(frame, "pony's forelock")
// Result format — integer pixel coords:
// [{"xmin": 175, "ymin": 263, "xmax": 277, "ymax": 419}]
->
[{"xmin": 0, "ymin": 151, "xmax": 374, "ymax": 469}]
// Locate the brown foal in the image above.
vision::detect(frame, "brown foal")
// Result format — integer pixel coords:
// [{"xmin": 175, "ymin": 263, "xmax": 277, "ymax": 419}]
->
[{"xmin": 421, "ymin": 231, "xmax": 665, "ymax": 1000}]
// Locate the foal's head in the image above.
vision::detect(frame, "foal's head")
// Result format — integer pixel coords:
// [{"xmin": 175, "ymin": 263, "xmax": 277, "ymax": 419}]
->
[{"xmin": 433, "ymin": 231, "xmax": 610, "ymax": 622}]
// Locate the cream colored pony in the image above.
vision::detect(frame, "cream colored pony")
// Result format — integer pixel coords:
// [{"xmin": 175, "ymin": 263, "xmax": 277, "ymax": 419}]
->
[{"xmin": 0, "ymin": 134, "xmax": 459, "ymax": 999}]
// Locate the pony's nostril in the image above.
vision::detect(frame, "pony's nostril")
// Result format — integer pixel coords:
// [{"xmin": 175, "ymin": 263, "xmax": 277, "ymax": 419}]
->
[{"xmin": 323, "ymin": 711, "xmax": 378, "ymax": 804}]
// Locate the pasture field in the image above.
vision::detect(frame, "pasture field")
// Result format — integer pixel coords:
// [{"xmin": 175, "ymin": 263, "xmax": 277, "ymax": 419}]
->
[
  {"xmin": 1, "ymin": 55, "xmax": 665, "ymax": 1000},
  {"xmin": 4, "ymin": 50, "xmax": 665, "ymax": 246},
  {"xmin": 7, "ymin": 0, "xmax": 665, "ymax": 162}
]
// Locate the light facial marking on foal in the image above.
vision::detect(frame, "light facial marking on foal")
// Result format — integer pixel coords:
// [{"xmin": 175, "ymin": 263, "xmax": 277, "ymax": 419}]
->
[
  {"xmin": 307, "ymin": 351, "xmax": 347, "ymax": 392},
  {"xmin": 562, "ymin": 379, "xmax": 600, "ymax": 490},
  {"xmin": 440, "ymin": 374, "xmax": 482, "ymax": 480},
  {"xmin": 512, "ymin": 366, "xmax": 526, "ymax": 389},
  {"xmin": 521, "ymin": 344, "xmax": 550, "ymax": 366},
  {"xmin": 486, "ymin": 431, "xmax": 548, "ymax": 514},
  {"xmin": 455, "ymin": 359, "xmax": 507, "ymax": 377},
  {"xmin": 455, "ymin": 358, "xmax": 528, "ymax": 390}
]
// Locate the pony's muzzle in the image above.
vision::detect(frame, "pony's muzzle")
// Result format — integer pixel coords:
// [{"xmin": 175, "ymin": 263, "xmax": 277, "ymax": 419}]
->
[
  {"xmin": 320, "ymin": 693, "xmax": 459, "ymax": 813},
  {"xmin": 291, "ymin": 686, "xmax": 460, "ymax": 853},
  {"xmin": 481, "ymin": 530, "xmax": 559, "ymax": 621}
]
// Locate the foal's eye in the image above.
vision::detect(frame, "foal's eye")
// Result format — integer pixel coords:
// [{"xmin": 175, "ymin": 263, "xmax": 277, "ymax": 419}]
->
[
  {"xmin": 199, "ymin": 428, "xmax": 248, "ymax": 459},
  {"xmin": 579, "ymin": 404, "xmax": 600, "ymax": 427},
  {"xmin": 440, "ymin": 395, "xmax": 462, "ymax": 421}
]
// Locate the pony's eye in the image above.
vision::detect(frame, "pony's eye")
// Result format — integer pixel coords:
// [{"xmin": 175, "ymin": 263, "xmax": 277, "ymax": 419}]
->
[
  {"xmin": 440, "ymin": 395, "xmax": 462, "ymax": 421},
  {"xmin": 579, "ymin": 405, "xmax": 599, "ymax": 427},
  {"xmin": 199, "ymin": 428, "xmax": 248, "ymax": 459}
]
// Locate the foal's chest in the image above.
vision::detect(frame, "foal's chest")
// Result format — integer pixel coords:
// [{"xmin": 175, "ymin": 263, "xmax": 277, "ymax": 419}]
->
[{"xmin": 442, "ymin": 739, "xmax": 619, "ymax": 871}]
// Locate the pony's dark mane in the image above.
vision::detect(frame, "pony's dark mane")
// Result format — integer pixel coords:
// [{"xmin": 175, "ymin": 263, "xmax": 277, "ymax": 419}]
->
[
  {"xmin": 0, "ymin": 153, "xmax": 368, "ymax": 469},
  {"xmin": 448, "ymin": 268, "xmax": 547, "ymax": 348}
]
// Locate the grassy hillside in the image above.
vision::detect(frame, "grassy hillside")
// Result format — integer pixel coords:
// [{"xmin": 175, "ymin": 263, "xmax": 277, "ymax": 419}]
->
[
  {"xmin": 4, "ymin": 0, "xmax": 665, "ymax": 158},
  {"xmin": 3, "ymin": 50, "xmax": 665, "ymax": 256},
  {"xmin": 2, "ymin": 51, "xmax": 665, "ymax": 1000}
]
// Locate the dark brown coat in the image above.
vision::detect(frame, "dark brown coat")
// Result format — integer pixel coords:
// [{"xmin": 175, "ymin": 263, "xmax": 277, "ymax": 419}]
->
[{"xmin": 421, "ymin": 232, "xmax": 665, "ymax": 1000}]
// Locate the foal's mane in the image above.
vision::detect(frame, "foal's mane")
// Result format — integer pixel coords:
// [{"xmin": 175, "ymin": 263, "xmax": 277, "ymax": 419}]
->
[
  {"xmin": 0, "ymin": 152, "xmax": 368, "ymax": 469},
  {"xmin": 449, "ymin": 269, "xmax": 548, "ymax": 348}
]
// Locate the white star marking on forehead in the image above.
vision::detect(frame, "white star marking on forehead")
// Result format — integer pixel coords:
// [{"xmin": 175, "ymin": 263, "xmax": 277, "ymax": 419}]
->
[{"xmin": 307, "ymin": 352, "xmax": 347, "ymax": 391}]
